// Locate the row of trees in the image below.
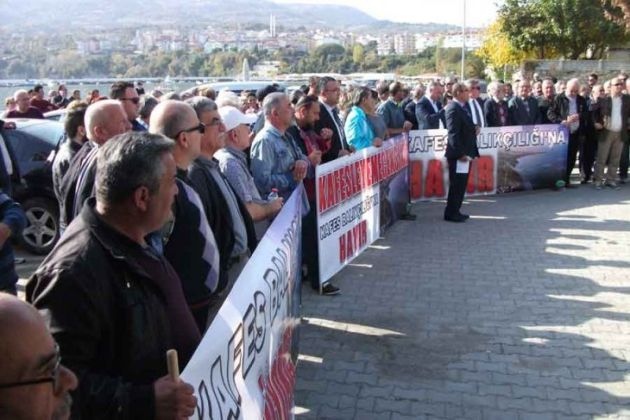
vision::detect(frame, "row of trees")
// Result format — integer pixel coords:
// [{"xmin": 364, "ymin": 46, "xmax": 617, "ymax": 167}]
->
[
  {"xmin": 0, "ymin": 41, "xmax": 480, "ymax": 80},
  {"xmin": 477, "ymin": 0, "xmax": 630, "ymax": 74}
]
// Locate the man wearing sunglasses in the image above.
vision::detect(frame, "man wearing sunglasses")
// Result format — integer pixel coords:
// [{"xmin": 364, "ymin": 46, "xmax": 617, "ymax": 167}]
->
[
  {"xmin": 0, "ymin": 293, "xmax": 78, "ymax": 420},
  {"xmin": 111, "ymin": 81, "xmax": 145, "ymax": 132},
  {"xmin": 150, "ymin": 100, "xmax": 222, "ymax": 331}
]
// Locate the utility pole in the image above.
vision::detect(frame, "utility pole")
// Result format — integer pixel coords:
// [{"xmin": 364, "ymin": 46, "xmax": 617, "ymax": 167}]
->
[{"xmin": 461, "ymin": 0, "xmax": 466, "ymax": 80}]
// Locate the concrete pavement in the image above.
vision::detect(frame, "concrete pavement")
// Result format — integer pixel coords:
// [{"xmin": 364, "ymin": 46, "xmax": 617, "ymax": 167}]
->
[{"xmin": 295, "ymin": 185, "xmax": 630, "ymax": 419}]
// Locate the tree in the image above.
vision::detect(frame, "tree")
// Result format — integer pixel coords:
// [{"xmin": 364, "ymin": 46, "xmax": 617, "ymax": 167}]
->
[
  {"xmin": 352, "ymin": 44, "xmax": 365, "ymax": 64},
  {"xmin": 500, "ymin": 0, "xmax": 628, "ymax": 59},
  {"xmin": 605, "ymin": 0, "xmax": 630, "ymax": 30},
  {"xmin": 476, "ymin": 19, "xmax": 536, "ymax": 73}
]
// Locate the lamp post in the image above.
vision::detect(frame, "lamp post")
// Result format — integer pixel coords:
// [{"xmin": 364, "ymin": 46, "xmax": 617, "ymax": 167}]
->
[{"xmin": 461, "ymin": 0, "xmax": 466, "ymax": 80}]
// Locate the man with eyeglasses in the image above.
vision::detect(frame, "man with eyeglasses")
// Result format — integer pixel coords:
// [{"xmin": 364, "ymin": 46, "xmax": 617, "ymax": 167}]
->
[
  {"xmin": 150, "ymin": 100, "xmax": 222, "ymax": 331},
  {"xmin": 110, "ymin": 81, "xmax": 145, "ymax": 131},
  {"xmin": 187, "ymin": 98, "xmax": 258, "ymax": 324},
  {"xmin": 594, "ymin": 77, "xmax": 630, "ymax": 188},
  {"xmin": 28, "ymin": 132, "xmax": 199, "ymax": 419},
  {"xmin": 508, "ymin": 79, "xmax": 541, "ymax": 126},
  {"xmin": 0, "ymin": 294, "xmax": 78, "ymax": 420}
]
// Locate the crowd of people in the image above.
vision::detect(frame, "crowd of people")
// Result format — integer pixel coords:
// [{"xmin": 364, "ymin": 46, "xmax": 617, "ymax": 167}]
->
[{"xmin": 0, "ymin": 70, "xmax": 628, "ymax": 418}]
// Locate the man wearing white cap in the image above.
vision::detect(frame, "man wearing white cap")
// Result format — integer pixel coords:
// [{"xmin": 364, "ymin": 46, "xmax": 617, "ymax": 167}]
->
[{"xmin": 214, "ymin": 106, "xmax": 283, "ymax": 236}]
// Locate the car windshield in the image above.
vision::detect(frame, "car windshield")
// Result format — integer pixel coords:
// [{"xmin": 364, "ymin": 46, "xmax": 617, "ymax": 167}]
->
[{"xmin": 20, "ymin": 123, "xmax": 65, "ymax": 148}]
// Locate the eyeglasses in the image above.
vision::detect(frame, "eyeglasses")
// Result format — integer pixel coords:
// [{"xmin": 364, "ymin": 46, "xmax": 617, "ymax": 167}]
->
[
  {"xmin": 205, "ymin": 118, "xmax": 223, "ymax": 127},
  {"xmin": 120, "ymin": 97, "xmax": 140, "ymax": 105},
  {"xmin": 613, "ymin": 83, "xmax": 624, "ymax": 86},
  {"xmin": 471, "ymin": 86, "xmax": 481, "ymax": 90},
  {"xmin": 0, "ymin": 344, "xmax": 61, "ymax": 390},
  {"xmin": 176, "ymin": 122, "xmax": 205, "ymax": 138}
]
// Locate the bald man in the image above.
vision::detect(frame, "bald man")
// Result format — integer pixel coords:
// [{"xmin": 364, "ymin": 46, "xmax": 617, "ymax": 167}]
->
[
  {"xmin": 59, "ymin": 100, "xmax": 131, "ymax": 230},
  {"xmin": 0, "ymin": 293, "xmax": 78, "ymax": 420},
  {"xmin": 150, "ymin": 100, "xmax": 221, "ymax": 330}
]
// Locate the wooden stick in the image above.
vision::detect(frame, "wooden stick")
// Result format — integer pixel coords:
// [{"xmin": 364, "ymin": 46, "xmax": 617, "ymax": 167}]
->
[{"xmin": 166, "ymin": 349, "xmax": 180, "ymax": 382}]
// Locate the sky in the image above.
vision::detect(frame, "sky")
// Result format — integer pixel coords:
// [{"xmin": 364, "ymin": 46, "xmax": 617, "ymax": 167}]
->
[{"xmin": 272, "ymin": 0, "xmax": 500, "ymax": 27}]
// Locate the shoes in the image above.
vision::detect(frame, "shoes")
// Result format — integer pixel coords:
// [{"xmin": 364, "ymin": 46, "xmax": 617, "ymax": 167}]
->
[
  {"xmin": 565, "ymin": 183, "xmax": 578, "ymax": 189},
  {"xmin": 620, "ymin": 178, "xmax": 627, "ymax": 184},
  {"xmin": 606, "ymin": 181, "xmax": 621, "ymax": 190},
  {"xmin": 459, "ymin": 213, "xmax": 470, "ymax": 220},
  {"xmin": 580, "ymin": 179, "xmax": 589, "ymax": 185},
  {"xmin": 595, "ymin": 182, "xmax": 604, "ymax": 190},
  {"xmin": 444, "ymin": 214, "xmax": 467, "ymax": 223},
  {"xmin": 321, "ymin": 283, "xmax": 340, "ymax": 296}
]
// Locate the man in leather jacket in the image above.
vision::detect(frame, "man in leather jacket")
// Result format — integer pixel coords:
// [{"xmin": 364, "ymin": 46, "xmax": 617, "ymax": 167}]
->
[{"xmin": 27, "ymin": 132, "xmax": 199, "ymax": 419}]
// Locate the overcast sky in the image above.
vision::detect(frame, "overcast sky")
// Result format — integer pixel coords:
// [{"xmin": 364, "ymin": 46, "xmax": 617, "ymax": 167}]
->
[{"xmin": 272, "ymin": 0, "xmax": 499, "ymax": 27}]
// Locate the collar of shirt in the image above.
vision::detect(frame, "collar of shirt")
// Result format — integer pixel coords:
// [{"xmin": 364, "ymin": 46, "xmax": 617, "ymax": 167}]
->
[
  {"xmin": 224, "ymin": 145, "xmax": 248, "ymax": 163},
  {"xmin": 261, "ymin": 122, "xmax": 285, "ymax": 138},
  {"xmin": 321, "ymin": 100, "xmax": 337, "ymax": 115},
  {"xmin": 454, "ymin": 99, "xmax": 466, "ymax": 108}
]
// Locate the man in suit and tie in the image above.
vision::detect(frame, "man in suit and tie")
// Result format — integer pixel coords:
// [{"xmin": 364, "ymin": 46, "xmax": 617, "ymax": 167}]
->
[
  {"xmin": 416, "ymin": 81, "xmax": 446, "ymax": 130},
  {"xmin": 508, "ymin": 79, "xmax": 541, "ymax": 126},
  {"xmin": 484, "ymin": 81, "xmax": 510, "ymax": 127},
  {"xmin": 444, "ymin": 83, "xmax": 480, "ymax": 223},
  {"xmin": 465, "ymin": 79, "xmax": 486, "ymax": 128},
  {"xmin": 314, "ymin": 76, "xmax": 351, "ymax": 163}
]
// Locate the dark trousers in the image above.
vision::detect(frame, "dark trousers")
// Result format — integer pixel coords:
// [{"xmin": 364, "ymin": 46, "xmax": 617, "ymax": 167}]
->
[
  {"xmin": 619, "ymin": 141, "xmax": 629, "ymax": 180},
  {"xmin": 444, "ymin": 159, "xmax": 470, "ymax": 218},
  {"xmin": 566, "ymin": 132, "xmax": 581, "ymax": 183},
  {"xmin": 302, "ymin": 201, "xmax": 320, "ymax": 289},
  {"xmin": 580, "ymin": 130, "xmax": 597, "ymax": 181}
]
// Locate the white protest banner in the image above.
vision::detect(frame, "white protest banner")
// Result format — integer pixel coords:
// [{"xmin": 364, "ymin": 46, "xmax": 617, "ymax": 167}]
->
[
  {"xmin": 181, "ymin": 185, "xmax": 305, "ymax": 420},
  {"xmin": 408, "ymin": 124, "xmax": 568, "ymax": 201},
  {"xmin": 316, "ymin": 136, "xmax": 408, "ymax": 285}
]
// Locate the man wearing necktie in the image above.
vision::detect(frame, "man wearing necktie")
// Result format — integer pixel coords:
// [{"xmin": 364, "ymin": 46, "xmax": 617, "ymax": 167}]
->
[
  {"xmin": 416, "ymin": 81, "xmax": 446, "ymax": 130},
  {"xmin": 314, "ymin": 76, "xmax": 351, "ymax": 163},
  {"xmin": 444, "ymin": 83, "xmax": 480, "ymax": 223},
  {"xmin": 508, "ymin": 79, "xmax": 541, "ymax": 126},
  {"xmin": 484, "ymin": 81, "xmax": 510, "ymax": 128},
  {"xmin": 465, "ymin": 79, "xmax": 486, "ymax": 128}
]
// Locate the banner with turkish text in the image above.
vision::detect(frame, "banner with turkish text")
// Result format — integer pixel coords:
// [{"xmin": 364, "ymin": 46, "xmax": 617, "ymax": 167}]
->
[
  {"xmin": 316, "ymin": 135, "xmax": 409, "ymax": 285},
  {"xmin": 408, "ymin": 124, "xmax": 568, "ymax": 201},
  {"xmin": 181, "ymin": 185, "xmax": 304, "ymax": 420}
]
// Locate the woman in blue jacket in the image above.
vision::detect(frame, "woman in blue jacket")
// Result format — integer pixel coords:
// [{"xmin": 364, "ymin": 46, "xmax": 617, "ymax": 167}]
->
[{"xmin": 344, "ymin": 87, "xmax": 384, "ymax": 151}]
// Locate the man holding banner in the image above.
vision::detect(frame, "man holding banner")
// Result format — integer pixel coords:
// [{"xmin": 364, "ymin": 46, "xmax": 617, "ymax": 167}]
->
[{"xmin": 444, "ymin": 83, "xmax": 480, "ymax": 222}]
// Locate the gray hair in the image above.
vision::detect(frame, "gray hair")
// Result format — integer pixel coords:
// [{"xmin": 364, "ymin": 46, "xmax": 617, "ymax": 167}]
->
[
  {"xmin": 95, "ymin": 131, "xmax": 174, "ymax": 205},
  {"xmin": 262, "ymin": 92, "xmax": 288, "ymax": 117},
  {"xmin": 427, "ymin": 81, "xmax": 441, "ymax": 92},
  {"xmin": 487, "ymin": 81, "xmax": 503, "ymax": 96},
  {"xmin": 186, "ymin": 96, "xmax": 218, "ymax": 119},
  {"xmin": 464, "ymin": 79, "xmax": 479, "ymax": 89}
]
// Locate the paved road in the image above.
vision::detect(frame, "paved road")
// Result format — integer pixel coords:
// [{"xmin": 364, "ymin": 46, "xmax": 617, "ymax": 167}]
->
[
  {"xmin": 12, "ymin": 184, "xmax": 630, "ymax": 418},
  {"xmin": 295, "ymin": 185, "xmax": 630, "ymax": 419}
]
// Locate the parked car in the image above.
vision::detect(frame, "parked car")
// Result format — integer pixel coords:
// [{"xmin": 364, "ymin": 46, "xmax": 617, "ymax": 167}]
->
[{"xmin": 1, "ymin": 118, "xmax": 64, "ymax": 254}]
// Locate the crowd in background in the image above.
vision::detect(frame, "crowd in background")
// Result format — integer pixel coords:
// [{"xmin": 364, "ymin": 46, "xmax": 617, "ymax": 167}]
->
[{"xmin": 0, "ymin": 70, "xmax": 628, "ymax": 419}]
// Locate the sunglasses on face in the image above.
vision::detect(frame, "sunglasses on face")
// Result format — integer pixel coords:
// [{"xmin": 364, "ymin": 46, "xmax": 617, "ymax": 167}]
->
[{"xmin": 177, "ymin": 122, "xmax": 205, "ymax": 137}]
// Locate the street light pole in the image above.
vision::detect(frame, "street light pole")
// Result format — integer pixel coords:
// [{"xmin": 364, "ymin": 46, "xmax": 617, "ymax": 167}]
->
[{"xmin": 461, "ymin": 0, "xmax": 466, "ymax": 80}]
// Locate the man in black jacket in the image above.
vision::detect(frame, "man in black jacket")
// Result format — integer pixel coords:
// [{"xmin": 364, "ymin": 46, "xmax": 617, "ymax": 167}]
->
[
  {"xmin": 186, "ymin": 97, "xmax": 258, "ymax": 322},
  {"xmin": 314, "ymin": 76, "xmax": 351, "ymax": 162},
  {"xmin": 444, "ymin": 83, "xmax": 480, "ymax": 222},
  {"xmin": 548, "ymin": 78, "xmax": 588, "ymax": 186},
  {"xmin": 27, "ymin": 132, "xmax": 198, "ymax": 419},
  {"xmin": 508, "ymin": 79, "xmax": 541, "ymax": 126}
]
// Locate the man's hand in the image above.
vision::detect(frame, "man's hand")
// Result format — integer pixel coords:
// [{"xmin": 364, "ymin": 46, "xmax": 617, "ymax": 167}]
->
[
  {"xmin": 2, "ymin": 122, "xmax": 16, "ymax": 130},
  {"xmin": 267, "ymin": 197, "xmax": 283, "ymax": 216},
  {"xmin": 475, "ymin": 126, "xmax": 481, "ymax": 136},
  {"xmin": 338, "ymin": 149, "xmax": 351, "ymax": 157},
  {"xmin": 458, "ymin": 155, "xmax": 471, "ymax": 162},
  {"xmin": 402, "ymin": 121, "xmax": 413, "ymax": 132},
  {"xmin": 293, "ymin": 160, "xmax": 308, "ymax": 181},
  {"xmin": 0, "ymin": 223, "xmax": 11, "ymax": 249},
  {"xmin": 308, "ymin": 150, "xmax": 322, "ymax": 166},
  {"xmin": 320, "ymin": 128, "xmax": 333, "ymax": 140},
  {"xmin": 154, "ymin": 375, "xmax": 197, "ymax": 420},
  {"xmin": 372, "ymin": 137, "xmax": 383, "ymax": 148},
  {"xmin": 595, "ymin": 122, "xmax": 603, "ymax": 130}
]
